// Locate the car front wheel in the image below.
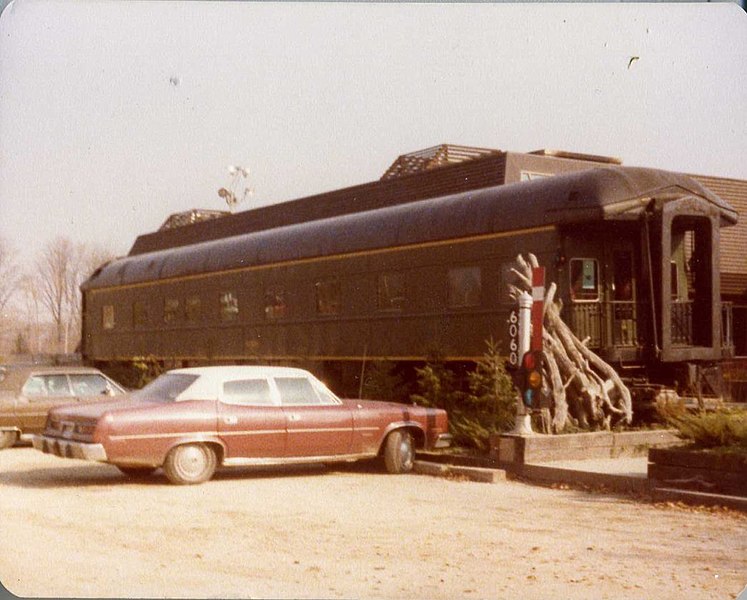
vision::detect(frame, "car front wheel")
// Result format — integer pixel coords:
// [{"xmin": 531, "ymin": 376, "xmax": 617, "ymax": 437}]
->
[
  {"xmin": 0, "ymin": 430, "xmax": 18, "ymax": 450},
  {"xmin": 163, "ymin": 443, "xmax": 217, "ymax": 485},
  {"xmin": 383, "ymin": 429, "xmax": 414, "ymax": 474}
]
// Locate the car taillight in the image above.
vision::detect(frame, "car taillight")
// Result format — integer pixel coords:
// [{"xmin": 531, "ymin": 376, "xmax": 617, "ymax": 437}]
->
[{"xmin": 74, "ymin": 423, "xmax": 96, "ymax": 435}]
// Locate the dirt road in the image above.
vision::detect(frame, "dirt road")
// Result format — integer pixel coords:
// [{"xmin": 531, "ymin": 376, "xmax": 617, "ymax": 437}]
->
[{"xmin": 1, "ymin": 447, "xmax": 745, "ymax": 599}]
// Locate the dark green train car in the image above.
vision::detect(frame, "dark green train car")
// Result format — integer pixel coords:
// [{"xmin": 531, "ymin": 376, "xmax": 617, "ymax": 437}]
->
[{"xmin": 81, "ymin": 166, "xmax": 738, "ymax": 400}]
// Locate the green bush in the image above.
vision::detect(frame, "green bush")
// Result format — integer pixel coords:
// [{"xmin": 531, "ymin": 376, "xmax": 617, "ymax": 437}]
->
[
  {"xmin": 665, "ymin": 408, "xmax": 747, "ymax": 452},
  {"xmin": 410, "ymin": 339, "xmax": 517, "ymax": 451}
]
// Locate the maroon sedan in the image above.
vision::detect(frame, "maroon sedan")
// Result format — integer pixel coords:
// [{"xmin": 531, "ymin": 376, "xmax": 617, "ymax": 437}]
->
[{"xmin": 32, "ymin": 366, "xmax": 451, "ymax": 485}]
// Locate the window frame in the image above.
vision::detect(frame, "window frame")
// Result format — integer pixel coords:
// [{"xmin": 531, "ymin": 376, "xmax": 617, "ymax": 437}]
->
[
  {"xmin": 447, "ymin": 266, "xmax": 482, "ymax": 309},
  {"xmin": 133, "ymin": 300, "xmax": 149, "ymax": 328},
  {"xmin": 219, "ymin": 291, "xmax": 239, "ymax": 322},
  {"xmin": 264, "ymin": 288, "xmax": 287, "ymax": 320},
  {"xmin": 569, "ymin": 257, "xmax": 601, "ymax": 303},
  {"xmin": 376, "ymin": 272, "xmax": 406, "ymax": 312},
  {"xmin": 163, "ymin": 297, "xmax": 180, "ymax": 324},
  {"xmin": 102, "ymin": 305, "xmax": 115, "ymax": 330},
  {"xmin": 315, "ymin": 279, "xmax": 341, "ymax": 316}
]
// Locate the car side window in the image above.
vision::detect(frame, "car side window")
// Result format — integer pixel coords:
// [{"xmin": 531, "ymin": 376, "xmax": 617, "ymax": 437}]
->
[
  {"xmin": 21, "ymin": 376, "xmax": 47, "ymax": 397},
  {"xmin": 70, "ymin": 374, "xmax": 117, "ymax": 396},
  {"xmin": 222, "ymin": 379, "xmax": 274, "ymax": 406},
  {"xmin": 44, "ymin": 375, "xmax": 72, "ymax": 397},
  {"xmin": 275, "ymin": 377, "xmax": 322, "ymax": 406}
]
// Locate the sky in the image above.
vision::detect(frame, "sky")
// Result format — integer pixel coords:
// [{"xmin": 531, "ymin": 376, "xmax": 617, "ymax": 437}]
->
[{"xmin": 0, "ymin": 1, "xmax": 745, "ymax": 265}]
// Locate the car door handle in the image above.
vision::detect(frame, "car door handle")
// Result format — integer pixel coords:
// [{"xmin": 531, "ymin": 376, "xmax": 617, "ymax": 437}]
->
[{"xmin": 223, "ymin": 416, "xmax": 238, "ymax": 425}]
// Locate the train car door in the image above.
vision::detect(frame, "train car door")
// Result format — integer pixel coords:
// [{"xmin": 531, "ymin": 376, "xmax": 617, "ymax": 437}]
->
[{"xmin": 605, "ymin": 243, "xmax": 637, "ymax": 348}]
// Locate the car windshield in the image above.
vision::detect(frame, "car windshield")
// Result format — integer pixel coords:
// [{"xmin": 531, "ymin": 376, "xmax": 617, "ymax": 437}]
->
[{"xmin": 131, "ymin": 373, "xmax": 199, "ymax": 402}]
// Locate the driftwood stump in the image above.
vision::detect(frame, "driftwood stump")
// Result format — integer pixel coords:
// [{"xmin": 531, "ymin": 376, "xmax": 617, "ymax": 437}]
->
[{"xmin": 509, "ymin": 253, "xmax": 632, "ymax": 432}]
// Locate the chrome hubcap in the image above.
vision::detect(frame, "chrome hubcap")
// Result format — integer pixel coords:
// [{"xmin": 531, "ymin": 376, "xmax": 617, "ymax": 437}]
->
[{"xmin": 176, "ymin": 445, "xmax": 207, "ymax": 478}]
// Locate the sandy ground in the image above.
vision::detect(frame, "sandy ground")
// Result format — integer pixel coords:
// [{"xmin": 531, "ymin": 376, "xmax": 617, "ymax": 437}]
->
[{"xmin": 1, "ymin": 446, "xmax": 745, "ymax": 600}]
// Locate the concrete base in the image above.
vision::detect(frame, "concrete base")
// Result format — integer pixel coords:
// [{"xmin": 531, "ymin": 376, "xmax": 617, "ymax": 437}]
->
[{"xmin": 413, "ymin": 460, "xmax": 506, "ymax": 484}]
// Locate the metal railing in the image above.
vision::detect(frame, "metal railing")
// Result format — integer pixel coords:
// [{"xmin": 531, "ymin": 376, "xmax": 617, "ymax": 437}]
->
[
  {"xmin": 568, "ymin": 301, "xmax": 642, "ymax": 349},
  {"xmin": 568, "ymin": 300, "xmax": 735, "ymax": 352}
]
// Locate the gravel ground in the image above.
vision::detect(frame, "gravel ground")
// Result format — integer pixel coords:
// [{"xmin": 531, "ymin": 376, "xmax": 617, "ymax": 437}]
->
[{"xmin": 1, "ymin": 447, "xmax": 745, "ymax": 599}]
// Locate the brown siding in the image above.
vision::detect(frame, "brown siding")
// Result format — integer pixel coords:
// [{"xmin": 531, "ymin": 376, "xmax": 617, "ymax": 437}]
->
[{"xmin": 689, "ymin": 174, "xmax": 747, "ymax": 300}]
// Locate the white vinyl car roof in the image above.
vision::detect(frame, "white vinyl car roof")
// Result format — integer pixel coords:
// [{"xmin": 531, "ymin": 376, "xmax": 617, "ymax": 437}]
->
[{"xmin": 165, "ymin": 366, "xmax": 325, "ymax": 402}]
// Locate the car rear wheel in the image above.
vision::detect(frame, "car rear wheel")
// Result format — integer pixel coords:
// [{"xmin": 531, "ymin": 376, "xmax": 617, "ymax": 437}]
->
[
  {"xmin": 163, "ymin": 443, "xmax": 217, "ymax": 485},
  {"xmin": 116, "ymin": 466, "xmax": 157, "ymax": 478},
  {"xmin": 383, "ymin": 429, "xmax": 414, "ymax": 474},
  {"xmin": 0, "ymin": 430, "xmax": 18, "ymax": 450}
]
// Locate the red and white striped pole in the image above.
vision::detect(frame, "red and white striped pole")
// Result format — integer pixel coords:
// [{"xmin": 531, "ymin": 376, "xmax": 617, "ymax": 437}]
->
[
  {"xmin": 512, "ymin": 267, "xmax": 545, "ymax": 435},
  {"xmin": 530, "ymin": 267, "xmax": 545, "ymax": 351}
]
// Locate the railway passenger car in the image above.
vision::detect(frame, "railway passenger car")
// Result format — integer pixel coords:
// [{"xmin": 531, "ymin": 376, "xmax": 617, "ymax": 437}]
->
[{"xmin": 80, "ymin": 166, "xmax": 738, "ymax": 402}]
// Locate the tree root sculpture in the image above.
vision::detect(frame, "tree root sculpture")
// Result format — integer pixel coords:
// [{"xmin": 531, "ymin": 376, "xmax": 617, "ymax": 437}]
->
[{"xmin": 509, "ymin": 253, "xmax": 633, "ymax": 432}]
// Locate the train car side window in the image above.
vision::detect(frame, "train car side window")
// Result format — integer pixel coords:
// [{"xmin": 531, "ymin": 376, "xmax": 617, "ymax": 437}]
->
[
  {"xmin": 448, "ymin": 267, "xmax": 481, "ymax": 308},
  {"xmin": 377, "ymin": 273, "xmax": 405, "ymax": 311},
  {"xmin": 315, "ymin": 279, "xmax": 341, "ymax": 315},
  {"xmin": 185, "ymin": 295, "xmax": 201, "ymax": 323},
  {"xmin": 265, "ymin": 288, "xmax": 286, "ymax": 320},
  {"xmin": 163, "ymin": 298, "xmax": 180, "ymax": 323},
  {"xmin": 570, "ymin": 258, "xmax": 599, "ymax": 302},
  {"xmin": 102, "ymin": 305, "xmax": 115, "ymax": 330},
  {"xmin": 133, "ymin": 301, "xmax": 149, "ymax": 327},
  {"xmin": 220, "ymin": 292, "xmax": 239, "ymax": 322}
]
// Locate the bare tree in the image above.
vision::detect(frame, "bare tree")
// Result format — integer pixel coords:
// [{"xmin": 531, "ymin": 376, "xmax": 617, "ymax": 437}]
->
[
  {"xmin": 35, "ymin": 237, "xmax": 115, "ymax": 354},
  {"xmin": 19, "ymin": 274, "xmax": 43, "ymax": 355},
  {"xmin": 65, "ymin": 242, "xmax": 115, "ymax": 350},
  {"xmin": 36, "ymin": 237, "xmax": 73, "ymax": 353},
  {"xmin": 0, "ymin": 237, "xmax": 20, "ymax": 315}
]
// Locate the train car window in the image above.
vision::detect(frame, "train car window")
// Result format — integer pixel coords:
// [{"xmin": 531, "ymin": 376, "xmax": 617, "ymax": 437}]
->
[
  {"xmin": 163, "ymin": 298, "xmax": 180, "ymax": 323},
  {"xmin": 102, "ymin": 305, "xmax": 115, "ymax": 330},
  {"xmin": 447, "ymin": 267, "xmax": 482, "ymax": 308},
  {"xmin": 670, "ymin": 261, "xmax": 680, "ymax": 301},
  {"xmin": 612, "ymin": 251, "xmax": 634, "ymax": 301},
  {"xmin": 222, "ymin": 379, "xmax": 274, "ymax": 406},
  {"xmin": 570, "ymin": 258, "xmax": 599, "ymax": 302},
  {"xmin": 133, "ymin": 301, "xmax": 149, "ymax": 327},
  {"xmin": 185, "ymin": 296, "xmax": 201, "ymax": 323},
  {"xmin": 220, "ymin": 292, "xmax": 239, "ymax": 322},
  {"xmin": 377, "ymin": 273, "xmax": 405, "ymax": 311},
  {"xmin": 264, "ymin": 289, "xmax": 286, "ymax": 320},
  {"xmin": 315, "ymin": 280, "xmax": 341, "ymax": 315}
]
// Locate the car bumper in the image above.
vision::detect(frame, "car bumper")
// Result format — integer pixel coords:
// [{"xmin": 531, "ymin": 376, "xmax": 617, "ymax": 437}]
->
[
  {"xmin": 31, "ymin": 435, "xmax": 108, "ymax": 462},
  {"xmin": 434, "ymin": 433, "xmax": 453, "ymax": 449}
]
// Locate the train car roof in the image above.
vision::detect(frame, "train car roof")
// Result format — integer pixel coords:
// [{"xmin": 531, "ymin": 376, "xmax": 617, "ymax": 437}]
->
[{"xmin": 83, "ymin": 166, "xmax": 737, "ymax": 290}]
